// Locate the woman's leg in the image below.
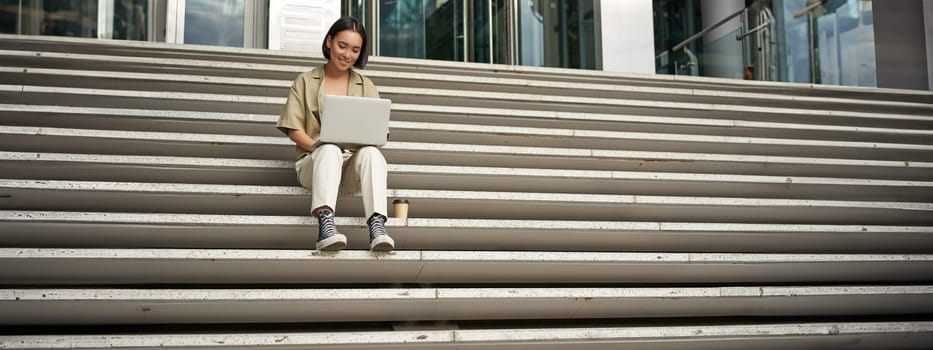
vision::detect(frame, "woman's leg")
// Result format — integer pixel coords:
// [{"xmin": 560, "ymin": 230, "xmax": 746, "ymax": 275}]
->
[
  {"xmin": 345, "ymin": 146, "xmax": 388, "ymax": 218},
  {"xmin": 346, "ymin": 146, "xmax": 393, "ymax": 251},
  {"xmin": 297, "ymin": 144, "xmax": 344, "ymax": 215},
  {"xmin": 296, "ymin": 144, "xmax": 346, "ymax": 250}
]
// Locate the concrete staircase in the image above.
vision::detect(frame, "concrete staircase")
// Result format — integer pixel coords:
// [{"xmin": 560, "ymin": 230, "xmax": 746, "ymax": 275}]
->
[{"xmin": 1, "ymin": 34, "xmax": 932, "ymax": 349}]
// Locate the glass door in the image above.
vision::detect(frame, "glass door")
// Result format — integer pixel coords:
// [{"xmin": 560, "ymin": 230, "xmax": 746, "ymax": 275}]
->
[
  {"xmin": 376, "ymin": 0, "xmax": 466, "ymax": 61},
  {"xmin": 518, "ymin": 0, "xmax": 595, "ymax": 69},
  {"xmin": 346, "ymin": 0, "xmax": 595, "ymax": 68}
]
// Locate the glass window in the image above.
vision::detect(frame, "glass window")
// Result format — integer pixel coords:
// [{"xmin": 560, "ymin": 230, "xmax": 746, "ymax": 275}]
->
[
  {"xmin": 379, "ymin": 0, "xmax": 423, "ymax": 58},
  {"xmin": 424, "ymin": 0, "xmax": 464, "ymax": 60},
  {"xmin": 183, "ymin": 0, "xmax": 244, "ymax": 47},
  {"xmin": 816, "ymin": 0, "xmax": 875, "ymax": 86},
  {"xmin": 652, "ymin": 0, "xmax": 703, "ymax": 75},
  {"xmin": 774, "ymin": 0, "xmax": 811, "ymax": 83},
  {"xmin": 1, "ymin": 0, "xmax": 149, "ymax": 40},
  {"xmin": 0, "ymin": 0, "xmax": 97, "ymax": 37},
  {"xmin": 491, "ymin": 0, "xmax": 508, "ymax": 64},
  {"xmin": 379, "ymin": 0, "xmax": 465, "ymax": 61},
  {"xmin": 348, "ymin": 0, "xmax": 595, "ymax": 68},
  {"xmin": 519, "ymin": 0, "xmax": 596, "ymax": 69},
  {"xmin": 470, "ymin": 0, "xmax": 490, "ymax": 63},
  {"xmin": 112, "ymin": 0, "xmax": 148, "ymax": 41},
  {"xmin": 655, "ymin": 0, "xmax": 876, "ymax": 87},
  {"xmin": 346, "ymin": 0, "xmax": 366, "ymax": 26},
  {"xmin": 0, "ymin": 0, "xmax": 19, "ymax": 34},
  {"xmin": 772, "ymin": 0, "xmax": 875, "ymax": 86}
]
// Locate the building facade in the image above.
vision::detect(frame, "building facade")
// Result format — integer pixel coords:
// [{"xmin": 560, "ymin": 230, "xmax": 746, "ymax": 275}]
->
[{"xmin": 1, "ymin": 0, "xmax": 931, "ymax": 90}]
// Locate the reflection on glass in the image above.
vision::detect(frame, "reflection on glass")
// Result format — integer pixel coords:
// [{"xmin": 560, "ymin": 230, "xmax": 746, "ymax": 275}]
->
[
  {"xmin": 184, "ymin": 0, "xmax": 244, "ymax": 47},
  {"xmin": 424, "ymin": 0, "xmax": 463, "ymax": 60},
  {"xmin": 354, "ymin": 0, "xmax": 594, "ymax": 68},
  {"xmin": 775, "ymin": 0, "xmax": 811, "ymax": 83},
  {"xmin": 775, "ymin": 0, "xmax": 875, "ymax": 86},
  {"xmin": 380, "ymin": 0, "xmax": 422, "ymax": 58},
  {"xmin": 0, "ymin": 0, "xmax": 19, "ymax": 34},
  {"xmin": 519, "ymin": 0, "xmax": 544, "ymax": 66},
  {"xmin": 814, "ymin": 0, "xmax": 875, "ymax": 86},
  {"xmin": 655, "ymin": 0, "xmax": 876, "ymax": 87},
  {"xmin": 652, "ymin": 0, "xmax": 703, "ymax": 75},
  {"xmin": 0, "ymin": 0, "xmax": 97, "ymax": 37},
  {"xmin": 112, "ymin": 0, "xmax": 147, "ymax": 40},
  {"xmin": 348, "ymin": 0, "xmax": 365, "ymax": 26},
  {"xmin": 0, "ymin": 0, "xmax": 147, "ymax": 40},
  {"xmin": 379, "ymin": 0, "xmax": 464, "ymax": 61},
  {"xmin": 519, "ymin": 0, "xmax": 594, "ymax": 69},
  {"xmin": 699, "ymin": 26, "xmax": 744, "ymax": 79},
  {"xmin": 491, "ymin": 0, "xmax": 507, "ymax": 64},
  {"xmin": 471, "ymin": 0, "xmax": 490, "ymax": 63}
]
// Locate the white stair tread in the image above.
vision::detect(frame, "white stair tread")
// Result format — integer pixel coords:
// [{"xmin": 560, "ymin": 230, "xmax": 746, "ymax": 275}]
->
[
  {"xmin": 3, "ymin": 151, "xmax": 930, "ymax": 194},
  {"xmin": 2, "ymin": 248, "xmax": 932, "ymax": 284},
  {"xmin": 2, "ymin": 179, "xmax": 929, "ymax": 210},
  {"xmin": 2, "ymin": 286, "xmax": 932, "ymax": 325},
  {"xmin": 3, "ymin": 124, "xmax": 931, "ymax": 162},
  {"xmin": 0, "ymin": 322, "xmax": 931, "ymax": 349},
  {"xmin": 4, "ymin": 127, "xmax": 932, "ymax": 174},
  {"xmin": 5, "ymin": 103, "xmax": 932, "ymax": 139},
  {"xmin": 7, "ymin": 83, "xmax": 933, "ymax": 134},
  {"xmin": 3, "ymin": 210, "xmax": 931, "ymax": 252},
  {"xmin": 4, "ymin": 48, "xmax": 932, "ymax": 111}
]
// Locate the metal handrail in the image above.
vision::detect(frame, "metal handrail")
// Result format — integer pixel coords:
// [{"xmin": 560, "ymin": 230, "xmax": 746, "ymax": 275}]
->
[
  {"xmin": 794, "ymin": 0, "xmax": 823, "ymax": 18},
  {"xmin": 655, "ymin": 7, "xmax": 748, "ymax": 60},
  {"xmin": 736, "ymin": 18, "xmax": 773, "ymax": 40},
  {"xmin": 672, "ymin": 7, "xmax": 746, "ymax": 52}
]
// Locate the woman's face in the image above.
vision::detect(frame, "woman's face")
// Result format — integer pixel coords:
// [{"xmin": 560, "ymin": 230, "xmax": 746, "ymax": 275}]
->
[{"xmin": 326, "ymin": 29, "xmax": 363, "ymax": 71}]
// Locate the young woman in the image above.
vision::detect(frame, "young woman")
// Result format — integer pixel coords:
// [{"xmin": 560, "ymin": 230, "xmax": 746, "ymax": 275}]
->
[{"xmin": 276, "ymin": 16, "xmax": 394, "ymax": 252}]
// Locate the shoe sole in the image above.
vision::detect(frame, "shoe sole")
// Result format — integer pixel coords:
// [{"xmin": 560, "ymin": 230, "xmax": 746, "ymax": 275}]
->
[
  {"xmin": 370, "ymin": 235, "xmax": 395, "ymax": 252},
  {"xmin": 316, "ymin": 234, "xmax": 347, "ymax": 251}
]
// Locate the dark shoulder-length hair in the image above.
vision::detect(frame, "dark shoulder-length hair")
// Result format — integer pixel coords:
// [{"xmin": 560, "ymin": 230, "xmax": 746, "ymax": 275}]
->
[{"xmin": 322, "ymin": 16, "xmax": 369, "ymax": 69}]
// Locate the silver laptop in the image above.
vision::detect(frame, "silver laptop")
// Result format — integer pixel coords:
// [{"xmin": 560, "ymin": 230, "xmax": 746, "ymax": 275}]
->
[{"xmin": 318, "ymin": 95, "xmax": 391, "ymax": 149}]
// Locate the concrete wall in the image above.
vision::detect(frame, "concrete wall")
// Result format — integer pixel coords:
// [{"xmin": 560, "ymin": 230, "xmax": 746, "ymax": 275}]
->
[
  {"xmin": 598, "ymin": 0, "xmax": 655, "ymax": 74},
  {"xmin": 874, "ymin": 0, "xmax": 930, "ymax": 90}
]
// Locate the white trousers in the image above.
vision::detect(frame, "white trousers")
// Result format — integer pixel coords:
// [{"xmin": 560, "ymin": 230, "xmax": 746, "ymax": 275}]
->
[{"xmin": 296, "ymin": 144, "xmax": 388, "ymax": 218}]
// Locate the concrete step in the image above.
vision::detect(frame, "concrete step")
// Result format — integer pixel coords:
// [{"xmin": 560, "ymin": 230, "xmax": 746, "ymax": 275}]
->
[
  {"xmin": 2, "ymin": 179, "xmax": 931, "ymax": 223},
  {"xmin": 4, "ymin": 103, "xmax": 932, "ymax": 145},
  {"xmin": 0, "ymin": 36, "xmax": 933, "ymax": 103},
  {"xmin": 380, "ymin": 86, "xmax": 933, "ymax": 129},
  {"xmin": 4, "ymin": 44, "xmax": 932, "ymax": 112},
  {"xmin": 3, "ymin": 126, "xmax": 931, "ymax": 179},
  {"xmin": 2, "ymin": 248, "xmax": 931, "ymax": 284},
  {"xmin": 4, "ymin": 122, "xmax": 932, "ymax": 164},
  {"xmin": 2, "ymin": 152, "xmax": 930, "ymax": 200},
  {"xmin": 0, "ymin": 35, "xmax": 931, "ymax": 349},
  {"xmin": 1, "ymin": 321, "xmax": 931, "ymax": 349},
  {"xmin": 4, "ymin": 72, "xmax": 932, "ymax": 131},
  {"xmin": 4, "ymin": 64, "xmax": 932, "ymax": 118},
  {"xmin": 3, "ymin": 286, "xmax": 932, "ymax": 325},
  {"xmin": 0, "ymin": 125, "xmax": 290, "ymax": 159},
  {"xmin": 2, "ymin": 211, "xmax": 931, "ymax": 252}
]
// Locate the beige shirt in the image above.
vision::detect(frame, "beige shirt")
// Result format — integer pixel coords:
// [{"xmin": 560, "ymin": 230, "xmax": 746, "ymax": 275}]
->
[{"xmin": 276, "ymin": 64, "xmax": 381, "ymax": 159}]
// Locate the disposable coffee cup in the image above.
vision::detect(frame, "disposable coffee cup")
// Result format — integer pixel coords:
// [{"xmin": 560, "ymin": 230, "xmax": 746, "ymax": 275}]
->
[{"xmin": 393, "ymin": 199, "xmax": 409, "ymax": 219}]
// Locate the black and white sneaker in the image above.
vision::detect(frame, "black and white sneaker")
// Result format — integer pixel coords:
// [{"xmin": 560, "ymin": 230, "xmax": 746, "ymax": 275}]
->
[
  {"xmin": 367, "ymin": 213, "xmax": 395, "ymax": 252},
  {"xmin": 315, "ymin": 209, "xmax": 347, "ymax": 251}
]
